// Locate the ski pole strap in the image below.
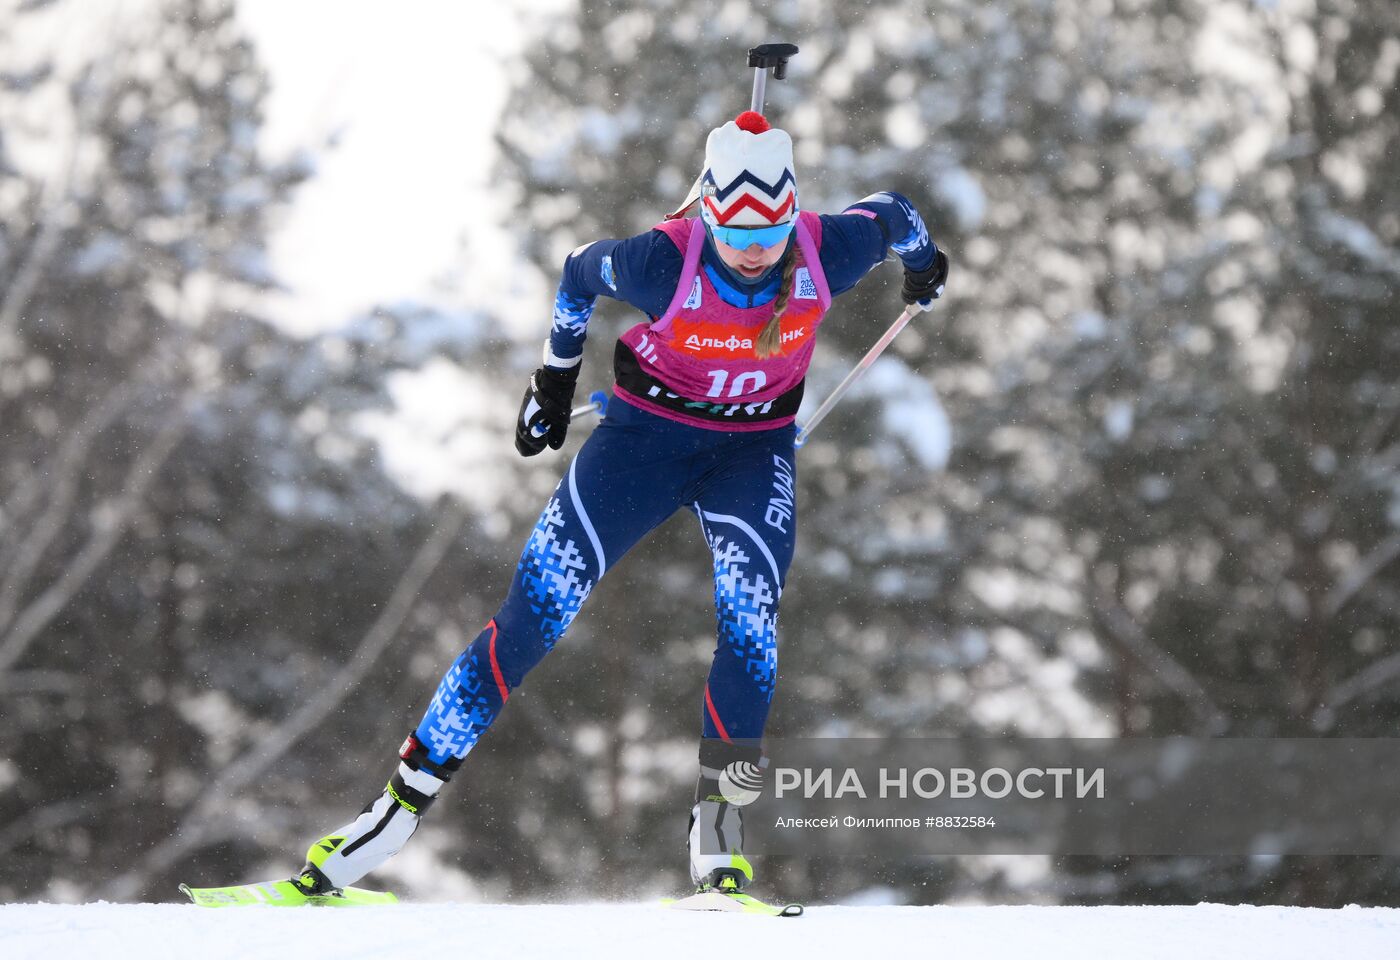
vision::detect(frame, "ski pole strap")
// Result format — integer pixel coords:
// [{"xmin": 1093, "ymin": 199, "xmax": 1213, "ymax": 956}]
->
[{"xmin": 794, "ymin": 303, "xmax": 926, "ymax": 448}]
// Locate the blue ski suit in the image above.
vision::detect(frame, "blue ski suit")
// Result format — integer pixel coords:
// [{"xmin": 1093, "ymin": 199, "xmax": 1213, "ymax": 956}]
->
[{"xmin": 413, "ymin": 192, "xmax": 940, "ymax": 764}]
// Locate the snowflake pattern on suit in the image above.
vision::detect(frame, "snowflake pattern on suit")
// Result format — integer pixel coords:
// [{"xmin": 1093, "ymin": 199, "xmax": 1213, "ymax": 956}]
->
[
  {"xmin": 706, "ymin": 533, "xmax": 779, "ymax": 699},
  {"xmin": 518, "ymin": 496, "xmax": 594, "ymax": 644}
]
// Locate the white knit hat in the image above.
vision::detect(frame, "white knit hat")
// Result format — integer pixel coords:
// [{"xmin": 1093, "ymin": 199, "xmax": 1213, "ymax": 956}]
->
[{"xmin": 667, "ymin": 112, "xmax": 798, "ymax": 225}]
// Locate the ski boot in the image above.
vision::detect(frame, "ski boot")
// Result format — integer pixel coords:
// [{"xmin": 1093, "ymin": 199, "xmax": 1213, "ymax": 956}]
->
[
  {"xmin": 292, "ymin": 733, "xmax": 460, "ymax": 894},
  {"xmin": 672, "ymin": 739, "xmax": 802, "ymax": 916},
  {"xmin": 687, "ymin": 739, "xmax": 763, "ymax": 893}
]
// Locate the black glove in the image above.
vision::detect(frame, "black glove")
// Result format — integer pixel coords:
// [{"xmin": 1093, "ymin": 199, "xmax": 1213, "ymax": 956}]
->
[
  {"xmin": 901, "ymin": 248, "xmax": 950, "ymax": 305},
  {"xmin": 515, "ymin": 364, "xmax": 580, "ymax": 456}
]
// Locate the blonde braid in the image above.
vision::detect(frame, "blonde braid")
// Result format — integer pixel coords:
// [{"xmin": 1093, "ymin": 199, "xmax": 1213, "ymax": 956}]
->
[{"xmin": 755, "ymin": 244, "xmax": 799, "ymax": 359}]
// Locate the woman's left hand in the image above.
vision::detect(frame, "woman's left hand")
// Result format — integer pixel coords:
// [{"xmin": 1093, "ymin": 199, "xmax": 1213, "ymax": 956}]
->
[{"xmin": 901, "ymin": 248, "xmax": 950, "ymax": 306}]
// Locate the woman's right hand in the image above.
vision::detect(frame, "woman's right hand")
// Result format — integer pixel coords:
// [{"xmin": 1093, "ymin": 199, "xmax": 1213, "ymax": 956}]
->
[{"xmin": 514, "ymin": 365, "xmax": 580, "ymax": 456}]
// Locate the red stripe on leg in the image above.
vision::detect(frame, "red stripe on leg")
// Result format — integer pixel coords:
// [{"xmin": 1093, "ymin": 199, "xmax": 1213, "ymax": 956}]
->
[
  {"xmin": 704, "ymin": 683, "xmax": 731, "ymax": 742},
  {"xmin": 487, "ymin": 619, "xmax": 510, "ymax": 703}
]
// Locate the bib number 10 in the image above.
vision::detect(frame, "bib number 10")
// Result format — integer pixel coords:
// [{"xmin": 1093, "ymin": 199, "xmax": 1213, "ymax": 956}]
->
[{"xmin": 706, "ymin": 369, "xmax": 766, "ymax": 399}]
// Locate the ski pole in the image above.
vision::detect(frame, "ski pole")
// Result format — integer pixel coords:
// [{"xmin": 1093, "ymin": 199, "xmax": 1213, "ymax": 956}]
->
[
  {"xmin": 570, "ymin": 389, "xmax": 609, "ymax": 422},
  {"xmin": 529, "ymin": 390, "xmax": 610, "ymax": 438},
  {"xmin": 747, "ymin": 42, "xmax": 799, "ymax": 113},
  {"xmin": 794, "ymin": 301, "xmax": 932, "ymax": 448}
]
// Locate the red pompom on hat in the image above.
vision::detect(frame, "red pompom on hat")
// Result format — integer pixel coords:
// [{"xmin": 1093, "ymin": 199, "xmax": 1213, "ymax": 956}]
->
[{"xmin": 734, "ymin": 110, "xmax": 771, "ymax": 134}]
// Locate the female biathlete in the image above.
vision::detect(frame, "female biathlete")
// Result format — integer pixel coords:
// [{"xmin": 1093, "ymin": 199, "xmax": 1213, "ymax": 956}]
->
[{"xmin": 291, "ymin": 111, "xmax": 949, "ymax": 903}]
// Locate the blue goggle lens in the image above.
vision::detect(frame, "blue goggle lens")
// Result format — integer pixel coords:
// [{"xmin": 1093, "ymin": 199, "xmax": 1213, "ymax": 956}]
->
[{"xmin": 709, "ymin": 221, "xmax": 794, "ymax": 250}]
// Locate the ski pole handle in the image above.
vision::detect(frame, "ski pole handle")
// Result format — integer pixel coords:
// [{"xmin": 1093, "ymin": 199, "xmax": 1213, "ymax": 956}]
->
[
  {"xmin": 747, "ymin": 42, "xmax": 799, "ymax": 113},
  {"xmin": 528, "ymin": 390, "xmax": 610, "ymax": 438},
  {"xmin": 794, "ymin": 302, "xmax": 930, "ymax": 449}
]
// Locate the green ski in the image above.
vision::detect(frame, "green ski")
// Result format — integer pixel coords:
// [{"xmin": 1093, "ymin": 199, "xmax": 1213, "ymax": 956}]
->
[
  {"xmin": 663, "ymin": 871, "xmax": 803, "ymax": 917},
  {"xmin": 663, "ymin": 889, "xmax": 803, "ymax": 916},
  {"xmin": 179, "ymin": 879, "xmax": 397, "ymax": 907}
]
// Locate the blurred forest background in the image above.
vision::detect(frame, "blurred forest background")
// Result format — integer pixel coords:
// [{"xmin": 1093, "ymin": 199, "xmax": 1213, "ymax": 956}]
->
[{"xmin": 1, "ymin": 0, "xmax": 1398, "ymax": 906}]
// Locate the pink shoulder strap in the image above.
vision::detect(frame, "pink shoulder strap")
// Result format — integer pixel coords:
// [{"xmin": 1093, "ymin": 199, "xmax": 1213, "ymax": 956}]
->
[
  {"xmin": 653, "ymin": 217, "xmax": 694, "ymax": 247},
  {"xmin": 650, "ymin": 218, "xmax": 707, "ymax": 336},
  {"xmin": 649, "ymin": 212, "xmax": 831, "ymax": 335},
  {"xmin": 793, "ymin": 211, "xmax": 832, "ymax": 310}
]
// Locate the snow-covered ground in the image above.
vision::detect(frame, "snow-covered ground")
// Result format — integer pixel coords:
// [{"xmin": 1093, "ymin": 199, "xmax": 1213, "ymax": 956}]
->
[{"xmin": 3, "ymin": 903, "xmax": 1398, "ymax": 959}]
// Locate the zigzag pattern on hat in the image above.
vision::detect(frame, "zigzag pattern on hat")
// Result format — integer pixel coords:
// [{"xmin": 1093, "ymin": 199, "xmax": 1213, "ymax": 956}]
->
[
  {"xmin": 701, "ymin": 169, "xmax": 797, "ymax": 225},
  {"xmin": 695, "ymin": 114, "xmax": 799, "ymax": 227},
  {"xmin": 703, "ymin": 168, "xmax": 797, "ymax": 203},
  {"xmin": 704, "ymin": 191, "xmax": 796, "ymax": 226}
]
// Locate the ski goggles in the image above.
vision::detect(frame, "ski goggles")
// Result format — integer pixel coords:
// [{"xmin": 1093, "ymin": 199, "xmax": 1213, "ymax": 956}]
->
[{"xmin": 707, "ymin": 220, "xmax": 795, "ymax": 250}]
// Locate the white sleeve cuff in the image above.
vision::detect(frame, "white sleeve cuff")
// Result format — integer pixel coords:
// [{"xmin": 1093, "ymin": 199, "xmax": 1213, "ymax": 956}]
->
[{"xmin": 542, "ymin": 340, "xmax": 582, "ymax": 369}]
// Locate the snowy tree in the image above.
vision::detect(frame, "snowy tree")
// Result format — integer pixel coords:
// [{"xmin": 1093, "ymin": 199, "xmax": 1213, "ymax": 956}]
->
[{"xmin": 0, "ymin": 0, "xmax": 525, "ymax": 901}]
